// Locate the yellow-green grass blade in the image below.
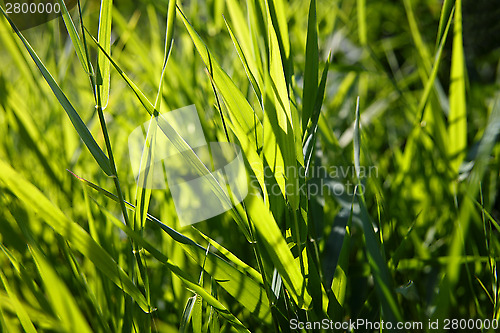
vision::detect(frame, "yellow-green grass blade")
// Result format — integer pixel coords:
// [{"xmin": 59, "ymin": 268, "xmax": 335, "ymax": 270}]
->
[
  {"xmin": 357, "ymin": 0, "xmax": 367, "ymax": 46},
  {"xmin": 28, "ymin": 245, "xmax": 93, "ymax": 333},
  {"xmin": 0, "ymin": 271, "xmax": 37, "ymax": 333},
  {"xmin": 177, "ymin": 6, "xmax": 262, "ymax": 148},
  {"xmin": 266, "ymin": 0, "xmax": 291, "ymax": 85},
  {"xmin": 84, "ymin": 26, "xmax": 155, "ymax": 115},
  {"xmin": 302, "ymin": 0, "xmax": 319, "ymax": 132},
  {"xmin": 0, "ymin": 290, "xmax": 59, "ymax": 330},
  {"xmin": 436, "ymin": 0, "xmax": 455, "ymax": 51},
  {"xmin": 192, "ymin": 293, "xmax": 203, "ymax": 333},
  {"xmin": 224, "ymin": 17, "xmax": 262, "ymax": 103},
  {"xmin": 403, "ymin": 0, "xmax": 432, "ymax": 74},
  {"xmin": 86, "ymin": 30, "xmax": 253, "ymax": 238},
  {"xmin": 57, "ymin": 0, "xmax": 90, "ymax": 74},
  {"xmin": 72, "ymin": 172, "xmax": 272, "ymax": 322},
  {"xmin": 192, "ymin": 228, "xmax": 263, "ymax": 283},
  {"xmin": 176, "ymin": 7, "xmax": 268, "ymax": 198},
  {"xmin": 304, "ymin": 53, "xmax": 331, "ymax": 176},
  {"xmin": 96, "ymin": 205, "xmax": 252, "ymax": 332},
  {"xmin": 446, "ymin": 95, "xmax": 500, "ymax": 311},
  {"xmin": 180, "ymin": 296, "xmax": 196, "ymax": 333},
  {"xmin": 0, "ymin": 7, "xmax": 113, "ymax": 176},
  {"xmin": 226, "ymin": 0, "xmax": 263, "ymax": 96},
  {"xmin": 245, "ymin": 190, "xmax": 312, "ymax": 309},
  {"xmin": 0, "ymin": 159, "xmax": 150, "ymax": 312},
  {"xmin": 328, "ymin": 207, "xmax": 352, "ymax": 321},
  {"xmin": 97, "ymin": 0, "xmax": 113, "ymax": 109},
  {"xmin": 264, "ymin": 5, "xmax": 300, "ymax": 210},
  {"xmin": 154, "ymin": 0, "xmax": 176, "ymax": 110},
  {"xmin": 447, "ymin": 0, "xmax": 467, "ymax": 174},
  {"xmin": 415, "ymin": 7, "xmax": 454, "ymax": 122}
]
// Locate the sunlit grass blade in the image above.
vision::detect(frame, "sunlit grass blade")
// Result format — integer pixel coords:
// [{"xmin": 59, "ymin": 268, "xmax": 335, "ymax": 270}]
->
[
  {"xmin": 0, "ymin": 271, "xmax": 37, "ymax": 333},
  {"xmin": 0, "ymin": 159, "xmax": 149, "ymax": 312},
  {"xmin": 246, "ymin": 192, "xmax": 312, "ymax": 309},
  {"xmin": 176, "ymin": 7, "xmax": 268, "ymax": 197},
  {"xmin": 328, "ymin": 206, "xmax": 352, "ymax": 321},
  {"xmin": 177, "ymin": 6, "xmax": 262, "ymax": 145},
  {"xmin": 302, "ymin": 0, "xmax": 319, "ymax": 132},
  {"xmin": 446, "ymin": 95, "xmax": 500, "ymax": 305},
  {"xmin": 180, "ymin": 296, "xmax": 196, "ymax": 333},
  {"xmin": 154, "ymin": 0, "xmax": 176, "ymax": 110},
  {"xmin": 28, "ymin": 245, "xmax": 93, "ymax": 333},
  {"xmin": 86, "ymin": 30, "xmax": 254, "ymax": 236},
  {"xmin": 70, "ymin": 171, "xmax": 272, "ymax": 322},
  {"xmin": 415, "ymin": 7, "xmax": 454, "ymax": 122},
  {"xmin": 264, "ymin": 5, "xmax": 300, "ymax": 209},
  {"xmin": 447, "ymin": 0, "xmax": 467, "ymax": 174},
  {"xmin": 436, "ymin": 0, "xmax": 455, "ymax": 51},
  {"xmin": 0, "ymin": 7, "xmax": 113, "ymax": 176},
  {"xmin": 225, "ymin": 0, "xmax": 262, "ymax": 99},
  {"xmin": 97, "ymin": 0, "xmax": 113, "ymax": 109},
  {"xmin": 224, "ymin": 17, "xmax": 262, "ymax": 102},
  {"xmin": 57, "ymin": 0, "xmax": 90, "ymax": 74},
  {"xmin": 96, "ymin": 203, "xmax": 251, "ymax": 332}
]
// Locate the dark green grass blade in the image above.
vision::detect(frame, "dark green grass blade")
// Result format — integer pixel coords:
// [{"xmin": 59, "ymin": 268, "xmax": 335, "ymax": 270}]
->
[{"xmin": 97, "ymin": 0, "xmax": 113, "ymax": 108}]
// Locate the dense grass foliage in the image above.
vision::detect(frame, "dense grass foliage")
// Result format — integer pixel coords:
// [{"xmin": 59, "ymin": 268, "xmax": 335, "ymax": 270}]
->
[{"xmin": 0, "ymin": 0, "xmax": 499, "ymax": 332}]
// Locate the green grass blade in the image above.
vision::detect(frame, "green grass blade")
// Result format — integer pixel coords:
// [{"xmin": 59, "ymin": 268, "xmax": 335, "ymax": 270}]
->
[
  {"xmin": 328, "ymin": 207, "xmax": 352, "ymax": 321},
  {"xmin": 265, "ymin": 5, "xmax": 300, "ymax": 209},
  {"xmin": 0, "ymin": 159, "xmax": 150, "ymax": 312},
  {"xmin": 96, "ymin": 204, "xmax": 251, "ymax": 332},
  {"xmin": 192, "ymin": 294, "xmax": 203, "ymax": 333},
  {"xmin": 246, "ymin": 192, "xmax": 312, "ymax": 309},
  {"xmin": 177, "ymin": 7, "xmax": 262, "ymax": 144},
  {"xmin": 224, "ymin": 17, "xmax": 262, "ymax": 103},
  {"xmin": 436, "ymin": 0, "xmax": 455, "ymax": 50},
  {"xmin": 447, "ymin": 0, "xmax": 467, "ymax": 174},
  {"xmin": 0, "ymin": 271, "xmax": 37, "ymax": 333},
  {"xmin": 302, "ymin": 0, "xmax": 319, "ymax": 132},
  {"xmin": 304, "ymin": 53, "xmax": 331, "ymax": 176},
  {"xmin": 57, "ymin": 0, "xmax": 90, "ymax": 74},
  {"xmin": 357, "ymin": 0, "xmax": 367, "ymax": 45},
  {"xmin": 97, "ymin": 0, "xmax": 113, "ymax": 108},
  {"xmin": 416, "ymin": 7, "xmax": 454, "ymax": 122},
  {"xmin": 154, "ymin": 0, "xmax": 176, "ymax": 110},
  {"xmin": 180, "ymin": 296, "xmax": 196, "ymax": 333},
  {"xmin": 28, "ymin": 245, "xmax": 93, "ymax": 333},
  {"xmin": 0, "ymin": 7, "xmax": 112, "ymax": 176},
  {"xmin": 71, "ymin": 172, "xmax": 272, "ymax": 322}
]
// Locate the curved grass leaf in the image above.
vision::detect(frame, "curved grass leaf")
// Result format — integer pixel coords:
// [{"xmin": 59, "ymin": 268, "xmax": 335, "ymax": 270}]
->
[
  {"xmin": 0, "ymin": 159, "xmax": 149, "ymax": 312},
  {"xmin": 97, "ymin": 0, "xmax": 113, "ymax": 109},
  {"xmin": 28, "ymin": 245, "xmax": 93, "ymax": 333},
  {"xmin": 0, "ymin": 7, "xmax": 112, "ymax": 176},
  {"xmin": 71, "ymin": 171, "xmax": 272, "ymax": 322}
]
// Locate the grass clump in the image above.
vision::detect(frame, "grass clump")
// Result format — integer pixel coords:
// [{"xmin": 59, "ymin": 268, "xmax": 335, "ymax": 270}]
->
[{"xmin": 0, "ymin": 0, "xmax": 499, "ymax": 332}]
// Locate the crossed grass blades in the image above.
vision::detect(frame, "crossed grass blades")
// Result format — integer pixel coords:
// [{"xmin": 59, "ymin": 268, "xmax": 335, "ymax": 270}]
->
[{"xmin": 0, "ymin": 0, "xmax": 499, "ymax": 332}]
